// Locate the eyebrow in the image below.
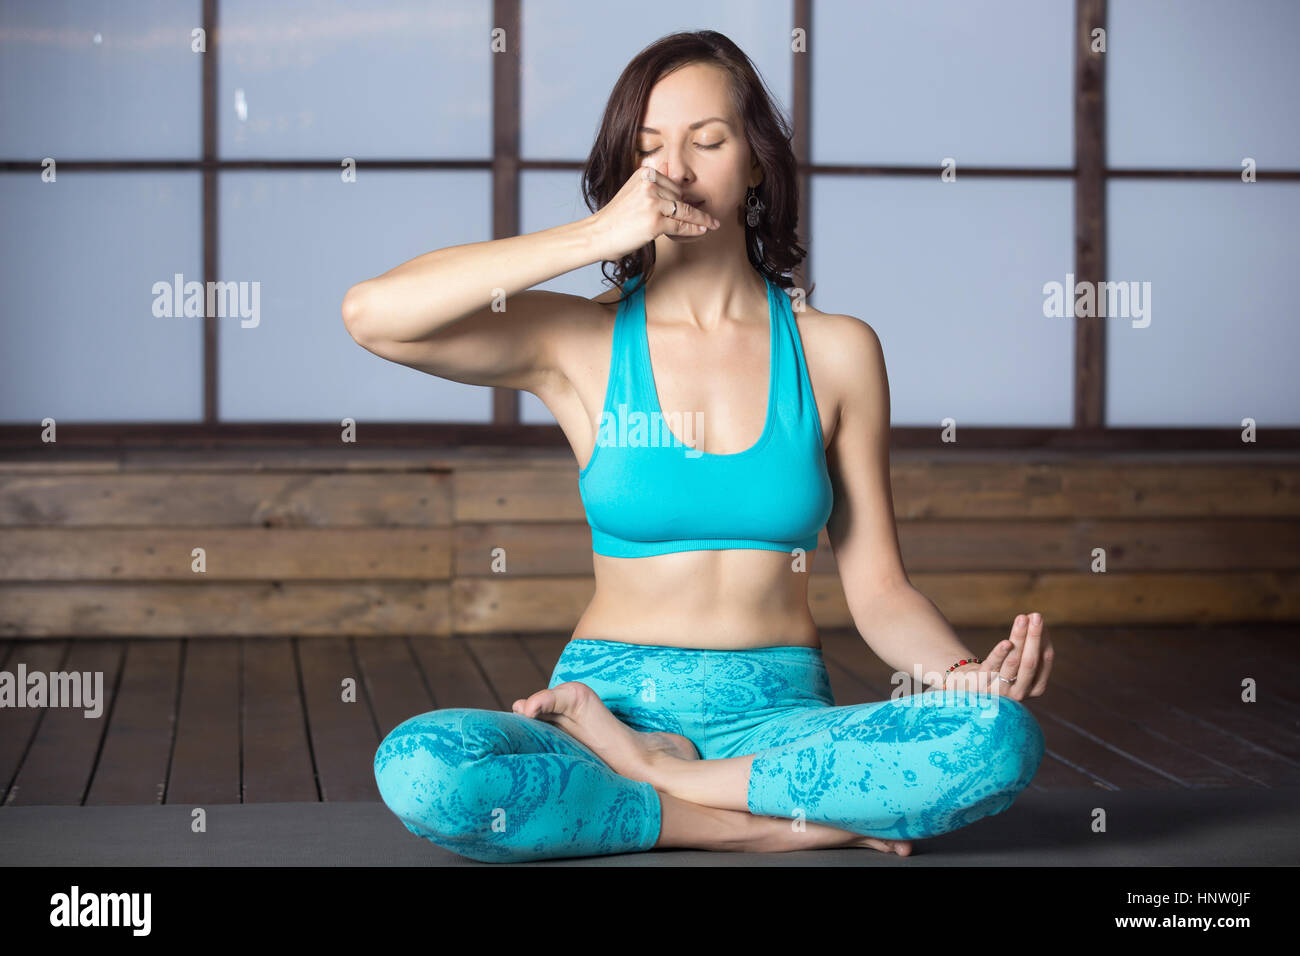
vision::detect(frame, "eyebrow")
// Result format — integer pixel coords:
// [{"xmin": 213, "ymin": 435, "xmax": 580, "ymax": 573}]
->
[{"xmin": 637, "ymin": 117, "xmax": 731, "ymax": 134}]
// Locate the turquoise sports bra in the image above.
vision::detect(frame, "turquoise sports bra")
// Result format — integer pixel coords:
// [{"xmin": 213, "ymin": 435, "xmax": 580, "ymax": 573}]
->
[{"xmin": 577, "ymin": 272, "xmax": 833, "ymax": 558}]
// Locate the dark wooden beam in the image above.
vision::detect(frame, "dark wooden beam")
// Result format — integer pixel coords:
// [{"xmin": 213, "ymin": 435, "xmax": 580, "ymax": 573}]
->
[
  {"xmin": 490, "ymin": 0, "xmax": 521, "ymax": 426},
  {"xmin": 202, "ymin": 0, "xmax": 218, "ymax": 424},
  {"xmin": 1075, "ymin": 0, "xmax": 1107, "ymax": 427},
  {"xmin": 793, "ymin": 0, "xmax": 812, "ymax": 297},
  {"xmin": 1, "ymin": 423, "xmax": 1297, "ymax": 452}
]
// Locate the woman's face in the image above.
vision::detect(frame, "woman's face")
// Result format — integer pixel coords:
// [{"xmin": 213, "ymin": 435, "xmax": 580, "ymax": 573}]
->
[{"xmin": 635, "ymin": 62, "xmax": 760, "ymax": 233}]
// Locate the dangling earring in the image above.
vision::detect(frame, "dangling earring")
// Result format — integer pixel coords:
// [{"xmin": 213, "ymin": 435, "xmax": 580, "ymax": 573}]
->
[{"xmin": 745, "ymin": 186, "xmax": 765, "ymax": 227}]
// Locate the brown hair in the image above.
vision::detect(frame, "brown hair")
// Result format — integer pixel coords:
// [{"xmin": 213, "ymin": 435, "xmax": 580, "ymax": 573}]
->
[{"xmin": 581, "ymin": 30, "xmax": 808, "ymax": 301}]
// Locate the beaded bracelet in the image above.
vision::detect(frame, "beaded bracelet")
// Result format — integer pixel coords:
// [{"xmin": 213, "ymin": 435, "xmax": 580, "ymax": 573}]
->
[{"xmin": 944, "ymin": 657, "xmax": 982, "ymax": 679}]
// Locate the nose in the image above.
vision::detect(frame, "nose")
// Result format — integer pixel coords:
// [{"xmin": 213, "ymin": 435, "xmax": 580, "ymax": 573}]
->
[{"xmin": 648, "ymin": 145, "xmax": 691, "ymax": 189}]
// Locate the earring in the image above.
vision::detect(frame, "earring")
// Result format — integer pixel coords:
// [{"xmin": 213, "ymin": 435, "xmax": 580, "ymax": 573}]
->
[{"xmin": 745, "ymin": 187, "xmax": 765, "ymax": 227}]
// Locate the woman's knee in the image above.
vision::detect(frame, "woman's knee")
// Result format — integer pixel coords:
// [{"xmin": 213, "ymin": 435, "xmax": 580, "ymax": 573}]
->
[
  {"xmin": 372, "ymin": 707, "xmax": 511, "ymax": 835},
  {"xmin": 985, "ymin": 695, "xmax": 1046, "ymax": 793}
]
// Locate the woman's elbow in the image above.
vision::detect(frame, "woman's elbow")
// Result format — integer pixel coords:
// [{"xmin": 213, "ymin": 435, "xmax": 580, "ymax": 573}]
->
[{"xmin": 341, "ymin": 281, "xmax": 375, "ymax": 342}]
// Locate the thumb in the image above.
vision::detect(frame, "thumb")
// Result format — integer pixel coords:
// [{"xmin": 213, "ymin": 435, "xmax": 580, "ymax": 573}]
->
[{"xmin": 982, "ymin": 638, "xmax": 1014, "ymax": 673}]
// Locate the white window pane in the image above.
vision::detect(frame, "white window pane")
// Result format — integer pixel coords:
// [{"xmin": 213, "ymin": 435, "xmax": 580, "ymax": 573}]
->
[
  {"xmin": 522, "ymin": 6, "xmax": 793, "ymax": 160},
  {"xmin": 810, "ymin": 175, "xmax": 1074, "ymax": 426},
  {"xmin": 1109, "ymin": 0, "xmax": 1300, "ymax": 168},
  {"xmin": 0, "ymin": 171, "xmax": 203, "ymax": 422},
  {"xmin": 1107, "ymin": 180, "xmax": 1300, "ymax": 426},
  {"xmin": 517, "ymin": 169, "xmax": 611, "ymax": 425},
  {"xmin": 219, "ymin": 0, "xmax": 491, "ymax": 159},
  {"xmin": 0, "ymin": 0, "xmax": 202, "ymax": 159},
  {"xmin": 218, "ymin": 170, "xmax": 492, "ymax": 422},
  {"xmin": 813, "ymin": 0, "xmax": 1073, "ymax": 166}
]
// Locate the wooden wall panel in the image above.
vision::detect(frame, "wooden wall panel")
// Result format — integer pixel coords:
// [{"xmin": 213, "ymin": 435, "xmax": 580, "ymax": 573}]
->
[{"xmin": 2, "ymin": 449, "xmax": 1296, "ymax": 636}]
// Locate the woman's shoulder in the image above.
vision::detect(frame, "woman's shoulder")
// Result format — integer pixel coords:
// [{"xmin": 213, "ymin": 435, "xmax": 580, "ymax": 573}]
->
[{"xmin": 792, "ymin": 299, "xmax": 884, "ymax": 372}]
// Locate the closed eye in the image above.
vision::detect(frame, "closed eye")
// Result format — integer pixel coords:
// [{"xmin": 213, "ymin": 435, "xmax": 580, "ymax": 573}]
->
[{"xmin": 636, "ymin": 143, "xmax": 724, "ymax": 156}]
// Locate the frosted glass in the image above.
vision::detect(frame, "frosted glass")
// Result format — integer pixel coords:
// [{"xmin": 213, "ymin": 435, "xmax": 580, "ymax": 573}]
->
[
  {"xmin": 218, "ymin": 0, "xmax": 490, "ymax": 159},
  {"xmin": 812, "ymin": 0, "xmax": 1073, "ymax": 166},
  {"xmin": 1108, "ymin": 0, "xmax": 1300, "ymax": 168},
  {"xmin": 521, "ymin": 1, "xmax": 793, "ymax": 160},
  {"xmin": 0, "ymin": 0, "xmax": 202, "ymax": 159},
  {"xmin": 1106, "ymin": 179, "xmax": 1300, "ymax": 425},
  {"xmin": 0, "ymin": 171, "xmax": 203, "ymax": 422},
  {"xmin": 517, "ymin": 169, "xmax": 612, "ymax": 425},
  {"xmin": 218, "ymin": 169, "xmax": 493, "ymax": 422},
  {"xmin": 809, "ymin": 175, "xmax": 1075, "ymax": 427}
]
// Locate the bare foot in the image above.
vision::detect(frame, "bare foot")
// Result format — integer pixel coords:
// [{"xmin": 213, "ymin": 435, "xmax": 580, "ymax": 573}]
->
[
  {"xmin": 512, "ymin": 681, "xmax": 698, "ymax": 781},
  {"xmin": 856, "ymin": 836, "xmax": 914, "ymax": 856},
  {"xmin": 745, "ymin": 814, "xmax": 914, "ymax": 855}
]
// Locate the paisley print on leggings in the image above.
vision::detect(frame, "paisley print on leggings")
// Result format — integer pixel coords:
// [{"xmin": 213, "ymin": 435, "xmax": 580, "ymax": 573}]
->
[{"xmin": 373, "ymin": 638, "xmax": 1044, "ymax": 862}]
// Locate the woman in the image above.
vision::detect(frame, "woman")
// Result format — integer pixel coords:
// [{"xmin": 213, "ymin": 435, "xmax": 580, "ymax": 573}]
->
[{"xmin": 346, "ymin": 30, "xmax": 1053, "ymax": 863}]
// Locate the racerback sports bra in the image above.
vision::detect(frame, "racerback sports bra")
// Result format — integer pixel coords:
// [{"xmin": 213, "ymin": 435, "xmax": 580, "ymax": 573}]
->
[{"xmin": 577, "ymin": 272, "xmax": 833, "ymax": 558}]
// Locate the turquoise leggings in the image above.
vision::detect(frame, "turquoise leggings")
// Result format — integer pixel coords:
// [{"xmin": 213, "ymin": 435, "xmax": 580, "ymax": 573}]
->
[{"xmin": 373, "ymin": 638, "xmax": 1045, "ymax": 863}]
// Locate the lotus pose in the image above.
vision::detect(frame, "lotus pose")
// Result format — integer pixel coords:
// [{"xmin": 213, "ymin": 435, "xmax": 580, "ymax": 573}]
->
[{"xmin": 346, "ymin": 30, "xmax": 1053, "ymax": 863}]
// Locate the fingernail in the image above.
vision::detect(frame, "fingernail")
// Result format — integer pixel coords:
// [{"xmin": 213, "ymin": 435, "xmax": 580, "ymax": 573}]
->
[
  {"xmin": 712, "ymin": 218, "xmax": 720, "ymax": 227},
  {"xmin": 1031, "ymin": 612, "xmax": 1041, "ymax": 625}
]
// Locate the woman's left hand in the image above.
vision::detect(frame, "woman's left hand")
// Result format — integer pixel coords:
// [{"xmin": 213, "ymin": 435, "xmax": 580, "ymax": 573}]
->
[{"xmin": 975, "ymin": 612, "xmax": 1053, "ymax": 700}]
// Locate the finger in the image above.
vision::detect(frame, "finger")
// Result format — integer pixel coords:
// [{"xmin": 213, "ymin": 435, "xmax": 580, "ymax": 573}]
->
[
  {"xmin": 1003, "ymin": 614, "xmax": 1029, "ymax": 668},
  {"xmin": 658, "ymin": 195, "xmax": 717, "ymax": 228},
  {"xmin": 1014, "ymin": 613, "xmax": 1044, "ymax": 700},
  {"xmin": 659, "ymin": 198, "xmax": 716, "ymax": 234},
  {"xmin": 1028, "ymin": 634, "xmax": 1054, "ymax": 697},
  {"xmin": 988, "ymin": 616, "xmax": 1027, "ymax": 696}
]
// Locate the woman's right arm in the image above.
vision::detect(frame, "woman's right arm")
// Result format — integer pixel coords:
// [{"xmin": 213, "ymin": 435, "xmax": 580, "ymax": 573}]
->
[
  {"xmin": 340, "ymin": 216, "xmax": 606, "ymax": 396},
  {"xmin": 339, "ymin": 165, "xmax": 716, "ymax": 395}
]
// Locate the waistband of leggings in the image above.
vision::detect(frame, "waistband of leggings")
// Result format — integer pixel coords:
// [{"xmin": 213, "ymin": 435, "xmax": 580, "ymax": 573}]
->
[{"xmin": 564, "ymin": 638, "xmax": 825, "ymax": 660}]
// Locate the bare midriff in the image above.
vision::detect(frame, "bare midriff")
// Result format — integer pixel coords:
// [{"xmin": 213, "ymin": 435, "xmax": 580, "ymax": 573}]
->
[{"xmin": 570, "ymin": 548, "xmax": 821, "ymax": 650}]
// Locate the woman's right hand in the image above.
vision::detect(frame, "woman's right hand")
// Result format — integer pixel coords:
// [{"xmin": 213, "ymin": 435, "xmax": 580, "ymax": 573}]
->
[{"xmin": 586, "ymin": 164, "xmax": 721, "ymax": 261}]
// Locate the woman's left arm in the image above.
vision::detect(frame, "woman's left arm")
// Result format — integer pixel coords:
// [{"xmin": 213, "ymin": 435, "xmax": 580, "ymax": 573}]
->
[{"xmin": 819, "ymin": 315, "xmax": 1052, "ymax": 700}]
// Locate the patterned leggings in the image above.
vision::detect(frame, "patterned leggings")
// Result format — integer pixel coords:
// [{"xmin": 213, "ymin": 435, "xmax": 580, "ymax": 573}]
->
[{"xmin": 373, "ymin": 638, "xmax": 1045, "ymax": 863}]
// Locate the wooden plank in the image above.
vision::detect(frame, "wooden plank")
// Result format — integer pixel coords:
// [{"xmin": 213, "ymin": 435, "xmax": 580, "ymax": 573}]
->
[
  {"xmin": 297, "ymin": 636, "xmax": 382, "ymax": 802},
  {"xmin": 454, "ymin": 518, "xmax": 1300, "ymax": 576},
  {"xmin": 1044, "ymin": 627, "xmax": 1299, "ymax": 787},
  {"xmin": 166, "ymin": 640, "xmax": 240, "ymax": 804},
  {"xmin": 1, "ymin": 581, "xmax": 451, "ymax": 637},
  {"xmin": 0, "ymin": 640, "xmax": 70, "ymax": 805},
  {"xmin": 0, "ymin": 528, "xmax": 453, "ymax": 580},
  {"xmin": 454, "ymin": 523, "xmax": 594, "ymax": 576},
  {"xmin": 85, "ymin": 639, "xmax": 181, "ymax": 805},
  {"xmin": 409, "ymin": 637, "xmax": 500, "ymax": 711},
  {"xmin": 452, "ymin": 577, "xmax": 593, "ymax": 633},
  {"xmin": 452, "ymin": 460, "xmax": 1300, "ymax": 522},
  {"xmin": 1075, "ymin": 628, "xmax": 1300, "ymax": 764},
  {"xmin": 242, "ymin": 638, "xmax": 317, "ymax": 802},
  {"xmin": 523, "ymin": 634, "xmax": 571, "ymax": 681},
  {"xmin": 467, "ymin": 633, "xmax": 550, "ymax": 710},
  {"xmin": 450, "ymin": 572, "xmax": 1300, "ymax": 634},
  {"xmin": 354, "ymin": 637, "xmax": 435, "ymax": 740},
  {"xmin": 821, "ymin": 628, "xmax": 1170, "ymax": 790},
  {"xmin": 0, "ymin": 472, "xmax": 452, "ymax": 526},
  {"xmin": 897, "ymin": 572, "xmax": 1300, "ymax": 626},
  {"xmin": 818, "ymin": 629, "xmax": 1091, "ymax": 792},
  {"xmin": 5, "ymin": 641, "xmax": 124, "ymax": 805},
  {"xmin": 454, "ymin": 468, "xmax": 579, "ymax": 523},
  {"xmin": 819, "ymin": 518, "xmax": 1300, "ymax": 573}
]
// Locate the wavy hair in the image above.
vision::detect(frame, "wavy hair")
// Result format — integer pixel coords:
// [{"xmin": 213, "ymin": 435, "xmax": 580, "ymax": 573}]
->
[{"xmin": 581, "ymin": 30, "xmax": 807, "ymax": 300}]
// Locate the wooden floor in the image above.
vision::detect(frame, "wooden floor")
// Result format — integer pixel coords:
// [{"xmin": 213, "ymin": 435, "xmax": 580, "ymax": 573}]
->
[{"xmin": 2, "ymin": 625, "xmax": 1298, "ymax": 806}]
